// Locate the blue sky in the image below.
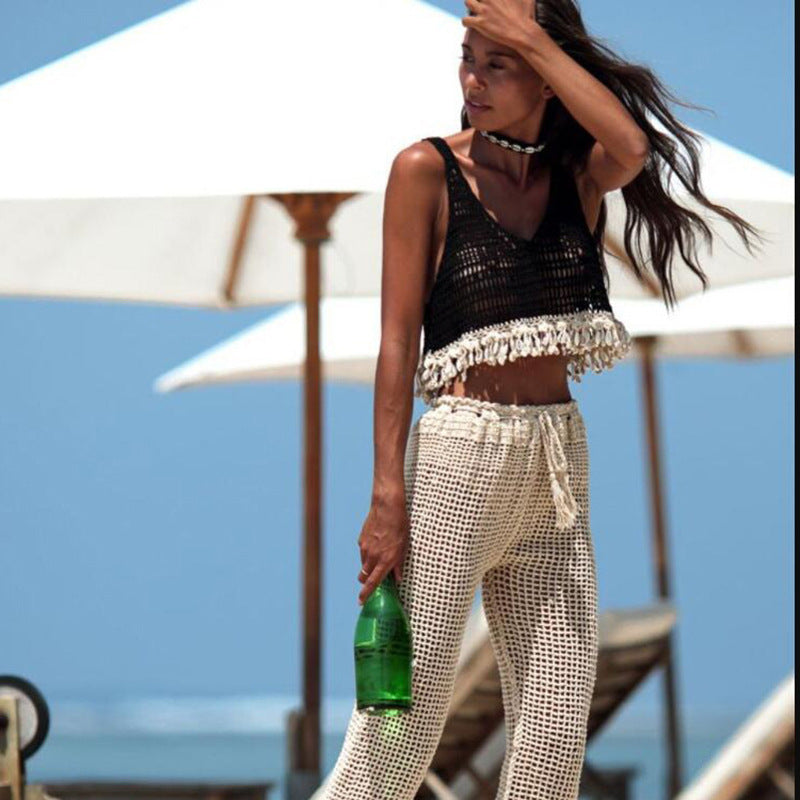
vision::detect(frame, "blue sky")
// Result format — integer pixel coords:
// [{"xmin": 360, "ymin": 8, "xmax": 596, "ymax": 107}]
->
[{"xmin": 0, "ymin": 0, "xmax": 793, "ymax": 735}]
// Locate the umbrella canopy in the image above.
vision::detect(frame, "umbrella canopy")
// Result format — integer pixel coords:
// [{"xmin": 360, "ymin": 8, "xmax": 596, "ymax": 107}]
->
[
  {"xmin": 152, "ymin": 276, "xmax": 795, "ymax": 393},
  {"xmin": 0, "ymin": 0, "xmax": 463, "ymax": 198},
  {"xmin": 603, "ymin": 132, "xmax": 794, "ymax": 298},
  {"xmin": 615, "ymin": 276, "xmax": 795, "ymax": 356},
  {"xmin": 0, "ymin": 193, "xmax": 383, "ymax": 307}
]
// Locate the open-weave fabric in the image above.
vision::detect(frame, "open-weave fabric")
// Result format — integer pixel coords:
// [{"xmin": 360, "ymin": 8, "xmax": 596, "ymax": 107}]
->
[
  {"xmin": 414, "ymin": 136, "xmax": 632, "ymax": 405},
  {"xmin": 317, "ymin": 393, "xmax": 598, "ymax": 799}
]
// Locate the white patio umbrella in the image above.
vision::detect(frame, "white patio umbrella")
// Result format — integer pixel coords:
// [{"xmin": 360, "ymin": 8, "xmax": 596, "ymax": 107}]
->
[
  {"xmin": 152, "ymin": 276, "xmax": 793, "ymax": 797},
  {"xmin": 0, "ymin": 0, "xmax": 465, "ymax": 308},
  {"xmin": 0, "ymin": 0, "xmax": 466, "ymax": 199}
]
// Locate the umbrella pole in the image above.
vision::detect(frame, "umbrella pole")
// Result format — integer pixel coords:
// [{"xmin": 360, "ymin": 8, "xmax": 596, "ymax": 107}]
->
[
  {"xmin": 271, "ymin": 192, "xmax": 356, "ymax": 800},
  {"xmin": 639, "ymin": 336, "xmax": 685, "ymax": 799}
]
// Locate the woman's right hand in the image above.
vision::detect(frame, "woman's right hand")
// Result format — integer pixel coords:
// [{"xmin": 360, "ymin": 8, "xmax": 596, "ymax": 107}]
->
[{"xmin": 357, "ymin": 495, "xmax": 410, "ymax": 606}]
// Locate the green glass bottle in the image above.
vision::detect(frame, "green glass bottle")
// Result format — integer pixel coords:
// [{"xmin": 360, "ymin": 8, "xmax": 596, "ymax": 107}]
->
[{"xmin": 354, "ymin": 572, "xmax": 413, "ymax": 716}]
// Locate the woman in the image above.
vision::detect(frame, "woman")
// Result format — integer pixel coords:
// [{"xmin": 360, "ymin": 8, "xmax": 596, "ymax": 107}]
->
[{"xmin": 321, "ymin": 1, "xmax": 763, "ymax": 798}]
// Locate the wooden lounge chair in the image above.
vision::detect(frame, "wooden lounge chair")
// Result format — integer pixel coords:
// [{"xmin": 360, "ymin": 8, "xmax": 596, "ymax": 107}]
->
[
  {"xmin": 419, "ymin": 599, "xmax": 677, "ymax": 799},
  {"xmin": 672, "ymin": 673, "xmax": 794, "ymax": 800}
]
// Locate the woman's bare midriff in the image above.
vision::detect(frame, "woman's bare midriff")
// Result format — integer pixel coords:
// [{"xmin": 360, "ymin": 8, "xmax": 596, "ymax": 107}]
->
[{"xmin": 436, "ymin": 353, "xmax": 574, "ymax": 405}]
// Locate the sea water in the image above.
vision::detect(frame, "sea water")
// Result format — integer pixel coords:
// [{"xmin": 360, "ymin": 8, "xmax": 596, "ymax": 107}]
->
[
  {"xmin": 24, "ymin": 697, "xmax": 743, "ymax": 800},
  {"xmin": 24, "ymin": 728, "xmax": 735, "ymax": 800}
]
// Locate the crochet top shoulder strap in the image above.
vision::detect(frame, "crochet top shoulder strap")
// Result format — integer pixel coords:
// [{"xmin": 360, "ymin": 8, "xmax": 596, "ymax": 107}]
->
[{"xmin": 414, "ymin": 134, "xmax": 632, "ymax": 405}]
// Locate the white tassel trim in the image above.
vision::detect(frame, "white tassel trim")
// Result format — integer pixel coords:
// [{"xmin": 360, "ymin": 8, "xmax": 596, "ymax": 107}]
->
[
  {"xmin": 551, "ymin": 475, "xmax": 580, "ymax": 529},
  {"xmin": 414, "ymin": 310, "xmax": 632, "ymax": 404}
]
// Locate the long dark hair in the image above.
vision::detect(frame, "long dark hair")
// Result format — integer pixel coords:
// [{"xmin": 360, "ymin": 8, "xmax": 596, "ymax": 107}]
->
[{"xmin": 463, "ymin": 0, "xmax": 767, "ymax": 309}]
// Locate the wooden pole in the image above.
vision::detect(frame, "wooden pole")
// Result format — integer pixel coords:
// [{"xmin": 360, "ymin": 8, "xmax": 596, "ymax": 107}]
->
[
  {"xmin": 638, "ymin": 336, "xmax": 685, "ymax": 799},
  {"xmin": 606, "ymin": 231, "xmax": 687, "ymax": 800},
  {"xmin": 268, "ymin": 191, "xmax": 356, "ymax": 800}
]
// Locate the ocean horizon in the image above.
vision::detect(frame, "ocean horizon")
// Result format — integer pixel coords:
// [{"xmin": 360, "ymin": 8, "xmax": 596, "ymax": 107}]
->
[{"xmin": 23, "ymin": 693, "xmax": 750, "ymax": 800}]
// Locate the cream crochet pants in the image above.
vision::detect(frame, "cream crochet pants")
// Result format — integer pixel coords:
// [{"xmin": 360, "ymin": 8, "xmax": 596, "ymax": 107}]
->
[{"xmin": 318, "ymin": 393, "xmax": 599, "ymax": 799}]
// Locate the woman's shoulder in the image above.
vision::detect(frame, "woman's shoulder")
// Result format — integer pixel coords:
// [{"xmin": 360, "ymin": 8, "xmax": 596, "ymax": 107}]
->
[
  {"xmin": 389, "ymin": 134, "xmax": 460, "ymax": 188},
  {"xmin": 395, "ymin": 130, "xmax": 472, "ymax": 162},
  {"xmin": 383, "ymin": 137, "xmax": 451, "ymax": 218}
]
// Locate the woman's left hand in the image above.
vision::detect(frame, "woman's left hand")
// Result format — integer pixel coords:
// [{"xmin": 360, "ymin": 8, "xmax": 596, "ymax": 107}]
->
[{"xmin": 462, "ymin": 0, "xmax": 540, "ymax": 51}]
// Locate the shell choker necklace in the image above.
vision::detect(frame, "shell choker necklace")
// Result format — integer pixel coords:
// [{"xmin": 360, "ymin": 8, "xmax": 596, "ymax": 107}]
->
[{"xmin": 479, "ymin": 129, "xmax": 546, "ymax": 155}]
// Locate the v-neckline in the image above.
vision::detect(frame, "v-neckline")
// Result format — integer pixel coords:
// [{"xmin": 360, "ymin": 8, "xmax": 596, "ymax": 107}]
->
[{"xmin": 440, "ymin": 137, "xmax": 558, "ymax": 247}]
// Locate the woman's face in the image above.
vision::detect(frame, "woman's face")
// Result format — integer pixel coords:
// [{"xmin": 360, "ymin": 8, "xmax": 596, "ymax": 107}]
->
[{"xmin": 459, "ymin": 29, "xmax": 551, "ymax": 129}]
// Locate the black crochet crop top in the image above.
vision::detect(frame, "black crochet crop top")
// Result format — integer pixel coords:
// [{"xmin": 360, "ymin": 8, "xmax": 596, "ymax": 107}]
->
[{"xmin": 414, "ymin": 135, "xmax": 632, "ymax": 404}]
